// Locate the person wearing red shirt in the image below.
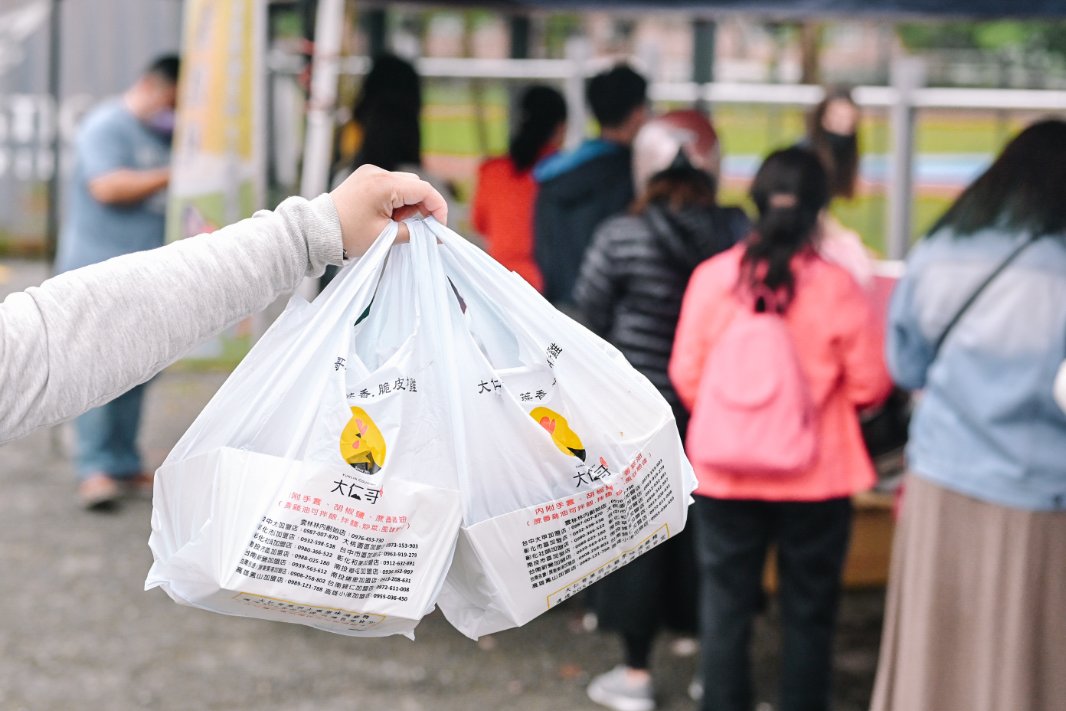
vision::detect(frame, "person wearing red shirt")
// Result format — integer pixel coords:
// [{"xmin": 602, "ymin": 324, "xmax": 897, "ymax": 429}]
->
[{"xmin": 471, "ymin": 85, "xmax": 566, "ymax": 292}]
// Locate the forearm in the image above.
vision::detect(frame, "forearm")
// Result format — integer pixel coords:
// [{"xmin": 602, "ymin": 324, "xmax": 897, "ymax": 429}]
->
[
  {"xmin": 88, "ymin": 168, "xmax": 170, "ymax": 204},
  {"xmin": 0, "ymin": 194, "xmax": 342, "ymax": 444}
]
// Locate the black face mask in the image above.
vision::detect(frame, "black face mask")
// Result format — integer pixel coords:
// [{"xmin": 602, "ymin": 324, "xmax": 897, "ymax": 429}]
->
[{"xmin": 824, "ymin": 131, "xmax": 855, "ymax": 153}]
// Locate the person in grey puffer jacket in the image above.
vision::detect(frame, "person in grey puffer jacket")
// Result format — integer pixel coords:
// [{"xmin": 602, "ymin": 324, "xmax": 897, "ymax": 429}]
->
[
  {"xmin": 575, "ymin": 112, "xmax": 750, "ymax": 437},
  {"xmin": 574, "ymin": 110, "xmax": 750, "ymax": 711}
]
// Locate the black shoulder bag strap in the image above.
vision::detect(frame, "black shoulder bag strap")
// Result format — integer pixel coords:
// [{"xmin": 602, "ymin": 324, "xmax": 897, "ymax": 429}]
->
[{"xmin": 932, "ymin": 235, "xmax": 1044, "ymax": 357}]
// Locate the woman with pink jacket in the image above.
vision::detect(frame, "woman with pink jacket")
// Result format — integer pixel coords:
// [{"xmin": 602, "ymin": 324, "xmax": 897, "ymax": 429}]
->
[{"xmin": 669, "ymin": 147, "xmax": 891, "ymax": 711}]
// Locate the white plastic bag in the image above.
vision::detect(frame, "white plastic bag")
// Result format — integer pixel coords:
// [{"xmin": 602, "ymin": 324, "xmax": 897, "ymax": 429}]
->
[
  {"xmin": 147, "ymin": 217, "xmax": 696, "ymax": 641},
  {"xmin": 146, "ymin": 223, "xmax": 465, "ymax": 638},
  {"xmin": 404, "ymin": 218, "xmax": 697, "ymax": 639}
]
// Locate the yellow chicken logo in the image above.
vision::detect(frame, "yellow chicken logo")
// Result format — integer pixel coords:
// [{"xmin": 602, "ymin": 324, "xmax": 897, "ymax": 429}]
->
[
  {"xmin": 530, "ymin": 406, "xmax": 586, "ymax": 461},
  {"xmin": 339, "ymin": 407, "xmax": 387, "ymax": 474}
]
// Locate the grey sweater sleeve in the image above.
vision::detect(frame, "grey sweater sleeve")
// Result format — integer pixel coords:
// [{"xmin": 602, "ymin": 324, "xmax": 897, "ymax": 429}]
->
[{"xmin": 0, "ymin": 193, "xmax": 343, "ymax": 444}]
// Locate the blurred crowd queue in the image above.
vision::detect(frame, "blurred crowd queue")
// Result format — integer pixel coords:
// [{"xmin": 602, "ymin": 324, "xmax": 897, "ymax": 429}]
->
[
  {"xmin": 333, "ymin": 53, "xmax": 1066, "ymax": 711},
  {"xmin": 40, "ymin": 51, "xmax": 1066, "ymax": 711}
]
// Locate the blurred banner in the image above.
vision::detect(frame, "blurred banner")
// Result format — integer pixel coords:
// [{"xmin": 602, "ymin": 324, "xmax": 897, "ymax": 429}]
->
[
  {"xmin": 168, "ymin": 0, "xmax": 266, "ymax": 361},
  {"xmin": 167, "ymin": 0, "xmax": 265, "ymax": 244}
]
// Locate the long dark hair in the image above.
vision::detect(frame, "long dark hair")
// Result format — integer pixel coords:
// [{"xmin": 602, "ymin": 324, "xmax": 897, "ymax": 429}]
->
[
  {"xmin": 351, "ymin": 54, "xmax": 423, "ymax": 172},
  {"xmin": 509, "ymin": 85, "xmax": 567, "ymax": 172},
  {"xmin": 807, "ymin": 87, "xmax": 859, "ymax": 200},
  {"xmin": 928, "ymin": 118, "xmax": 1066, "ymax": 238},
  {"xmin": 740, "ymin": 147, "xmax": 829, "ymax": 308}
]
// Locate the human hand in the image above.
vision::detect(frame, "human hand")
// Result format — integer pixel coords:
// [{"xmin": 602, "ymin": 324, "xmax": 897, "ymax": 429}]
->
[{"xmin": 329, "ymin": 164, "xmax": 448, "ymax": 257}]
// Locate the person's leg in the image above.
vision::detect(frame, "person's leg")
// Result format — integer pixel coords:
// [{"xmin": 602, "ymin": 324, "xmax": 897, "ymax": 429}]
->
[
  {"xmin": 622, "ymin": 630, "xmax": 655, "ymax": 671},
  {"xmin": 73, "ymin": 402, "xmax": 119, "ymax": 480},
  {"xmin": 694, "ymin": 496, "xmax": 772, "ymax": 711},
  {"xmin": 587, "ymin": 548, "xmax": 664, "ymax": 711},
  {"xmin": 104, "ymin": 383, "xmax": 148, "ymax": 480},
  {"xmin": 775, "ymin": 497, "xmax": 853, "ymax": 711}
]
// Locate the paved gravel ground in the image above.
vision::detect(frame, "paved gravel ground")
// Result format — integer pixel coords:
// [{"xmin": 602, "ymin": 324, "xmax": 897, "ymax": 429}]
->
[{"xmin": 0, "ymin": 259, "xmax": 884, "ymax": 711}]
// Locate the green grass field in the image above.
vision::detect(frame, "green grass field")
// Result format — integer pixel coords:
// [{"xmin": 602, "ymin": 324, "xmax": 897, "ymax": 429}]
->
[{"xmin": 419, "ymin": 83, "xmax": 1030, "ymax": 253}]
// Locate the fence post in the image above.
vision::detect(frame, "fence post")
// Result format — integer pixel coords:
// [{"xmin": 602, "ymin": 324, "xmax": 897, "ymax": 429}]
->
[
  {"xmin": 297, "ymin": 0, "xmax": 344, "ymax": 300},
  {"xmin": 886, "ymin": 56, "xmax": 925, "ymax": 260},
  {"xmin": 564, "ymin": 37, "xmax": 590, "ymax": 149},
  {"xmin": 692, "ymin": 18, "xmax": 715, "ymax": 113}
]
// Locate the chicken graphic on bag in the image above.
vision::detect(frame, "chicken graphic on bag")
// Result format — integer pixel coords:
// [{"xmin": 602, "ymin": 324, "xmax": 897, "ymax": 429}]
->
[
  {"xmin": 340, "ymin": 407, "xmax": 387, "ymax": 474},
  {"xmin": 530, "ymin": 407, "xmax": 586, "ymax": 461}
]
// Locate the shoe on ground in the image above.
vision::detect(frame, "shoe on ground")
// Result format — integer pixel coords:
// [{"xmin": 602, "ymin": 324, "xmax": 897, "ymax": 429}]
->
[
  {"xmin": 587, "ymin": 665, "xmax": 655, "ymax": 711},
  {"xmin": 78, "ymin": 474, "xmax": 121, "ymax": 511},
  {"xmin": 121, "ymin": 472, "xmax": 154, "ymax": 498},
  {"xmin": 688, "ymin": 677, "xmax": 703, "ymax": 702},
  {"xmin": 669, "ymin": 635, "xmax": 699, "ymax": 657}
]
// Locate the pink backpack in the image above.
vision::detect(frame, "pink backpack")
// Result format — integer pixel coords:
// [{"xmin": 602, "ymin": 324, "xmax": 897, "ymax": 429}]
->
[{"xmin": 686, "ymin": 292, "xmax": 817, "ymax": 476}]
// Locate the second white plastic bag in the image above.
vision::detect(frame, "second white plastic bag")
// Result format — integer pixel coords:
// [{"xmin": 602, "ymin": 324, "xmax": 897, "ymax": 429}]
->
[{"xmin": 403, "ymin": 219, "xmax": 697, "ymax": 639}]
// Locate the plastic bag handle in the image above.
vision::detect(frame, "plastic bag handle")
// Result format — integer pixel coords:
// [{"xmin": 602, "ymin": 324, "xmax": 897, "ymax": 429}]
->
[
  {"xmin": 406, "ymin": 219, "xmax": 473, "ymax": 516},
  {"xmin": 420, "ymin": 216, "xmax": 665, "ymax": 406},
  {"xmin": 314, "ymin": 220, "xmax": 401, "ymax": 314},
  {"xmin": 418, "ymin": 218, "xmax": 554, "ymax": 347}
]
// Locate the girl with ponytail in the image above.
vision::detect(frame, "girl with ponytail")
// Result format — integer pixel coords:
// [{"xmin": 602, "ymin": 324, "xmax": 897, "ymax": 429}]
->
[
  {"xmin": 741, "ymin": 147, "xmax": 831, "ymax": 307},
  {"xmin": 670, "ymin": 147, "xmax": 891, "ymax": 711},
  {"xmin": 471, "ymin": 85, "xmax": 567, "ymax": 292}
]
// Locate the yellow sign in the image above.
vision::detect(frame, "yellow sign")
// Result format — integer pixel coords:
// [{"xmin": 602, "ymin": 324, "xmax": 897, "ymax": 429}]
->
[{"xmin": 167, "ymin": 0, "xmax": 264, "ymax": 243}]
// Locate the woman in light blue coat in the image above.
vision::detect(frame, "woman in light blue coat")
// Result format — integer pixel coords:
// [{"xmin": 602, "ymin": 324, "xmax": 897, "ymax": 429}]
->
[{"xmin": 871, "ymin": 119, "xmax": 1066, "ymax": 711}]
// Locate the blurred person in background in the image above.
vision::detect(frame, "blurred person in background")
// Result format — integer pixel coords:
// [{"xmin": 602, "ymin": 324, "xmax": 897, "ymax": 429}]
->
[
  {"xmin": 335, "ymin": 53, "xmax": 457, "ymax": 207},
  {"xmin": 871, "ymin": 119, "xmax": 1066, "ymax": 711},
  {"xmin": 574, "ymin": 110, "xmax": 750, "ymax": 711},
  {"xmin": 471, "ymin": 84, "xmax": 567, "ymax": 292},
  {"xmin": 325, "ymin": 52, "xmax": 458, "ymax": 290},
  {"xmin": 53, "ymin": 54, "xmax": 180, "ymax": 511},
  {"xmin": 533, "ymin": 63, "xmax": 648, "ymax": 311},
  {"xmin": 802, "ymin": 87, "xmax": 874, "ymax": 289},
  {"xmin": 670, "ymin": 147, "xmax": 891, "ymax": 711}
]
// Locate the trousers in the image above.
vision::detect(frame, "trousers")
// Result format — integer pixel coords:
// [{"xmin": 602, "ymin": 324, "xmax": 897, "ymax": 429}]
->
[
  {"xmin": 693, "ymin": 495, "xmax": 852, "ymax": 711},
  {"xmin": 73, "ymin": 382, "xmax": 148, "ymax": 480}
]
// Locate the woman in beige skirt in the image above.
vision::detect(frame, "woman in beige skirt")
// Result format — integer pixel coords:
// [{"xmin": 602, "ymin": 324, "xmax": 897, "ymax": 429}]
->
[{"xmin": 872, "ymin": 120, "xmax": 1066, "ymax": 711}]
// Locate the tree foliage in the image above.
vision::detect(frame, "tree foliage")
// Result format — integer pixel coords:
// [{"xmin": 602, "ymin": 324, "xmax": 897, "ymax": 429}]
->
[{"xmin": 898, "ymin": 21, "xmax": 1066, "ymax": 61}]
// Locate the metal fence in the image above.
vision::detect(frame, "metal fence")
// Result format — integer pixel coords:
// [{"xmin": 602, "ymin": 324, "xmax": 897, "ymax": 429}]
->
[{"xmin": 273, "ymin": 44, "xmax": 1066, "ymax": 259}]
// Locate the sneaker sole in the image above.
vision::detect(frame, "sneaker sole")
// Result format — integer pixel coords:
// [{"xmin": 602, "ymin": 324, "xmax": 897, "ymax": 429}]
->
[
  {"xmin": 587, "ymin": 684, "xmax": 655, "ymax": 711},
  {"xmin": 81, "ymin": 490, "xmax": 121, "ymax": 511}
]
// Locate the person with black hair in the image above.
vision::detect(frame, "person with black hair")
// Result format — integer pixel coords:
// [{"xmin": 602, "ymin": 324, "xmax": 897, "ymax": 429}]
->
[
  {"xmin": 348, "ymin": 53, "xmax": 423, "ymax": 173},
  {"xmin": 575, "ymin": 110, "xmax": 749, "ymax": 711},
  {"xmin": 807, "ymin": 88, "xmax": 859, "ymax": 202},
  {"xmin": 670, "ymin": 147, "xmax": 891, "ymax": 711},
  {"xmin": 533, "ymin": 63, "xmax": 648, "ymax": 309},
  {"xmin": 870, "ymin": 119, "xmax": 1066, "ymax": 711},
  {"xmin": 326, "ymin": 53, "xmax": 458, "ymax": 289},
  {"xmin": 54, "ymin": 53, "xmax": 181, "ymax": 510},
  {"xmin": 801, "ymin": 87, "xmax": 875, "ymax": 288},
  {"xmin": 471, "ymin": 85, "xmax": 567, "ymax": 292}
]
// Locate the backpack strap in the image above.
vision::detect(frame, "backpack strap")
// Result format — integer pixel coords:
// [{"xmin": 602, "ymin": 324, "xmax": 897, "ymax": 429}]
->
[{"xmin": 932, "ymin": 235, "xmax": 1045, "ymax": 357}]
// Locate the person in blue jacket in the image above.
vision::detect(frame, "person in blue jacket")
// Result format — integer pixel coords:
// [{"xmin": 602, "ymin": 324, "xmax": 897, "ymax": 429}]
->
[
  {"xmin": 871, "ymin": 119, "xmax": 1066, "ymax": 711},
  {"xmin": 533, "ymin": 63, "xmax": 647, "ymax": 311}
]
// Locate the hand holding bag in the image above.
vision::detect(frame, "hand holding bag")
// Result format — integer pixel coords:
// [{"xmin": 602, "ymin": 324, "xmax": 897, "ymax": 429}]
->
[{"xmin": 147, "ymin": 217, "xmax": 697, "ymax": 641}]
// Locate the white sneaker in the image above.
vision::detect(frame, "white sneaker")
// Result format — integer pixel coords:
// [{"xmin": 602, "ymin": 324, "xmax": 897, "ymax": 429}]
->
[
  {"xmin": 688, "ymin": 677, "xmax": 703, "ymax": 702},
  {"xmin": 587, "ymin": 666, "xmax": 655, "ymax": 711}
]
